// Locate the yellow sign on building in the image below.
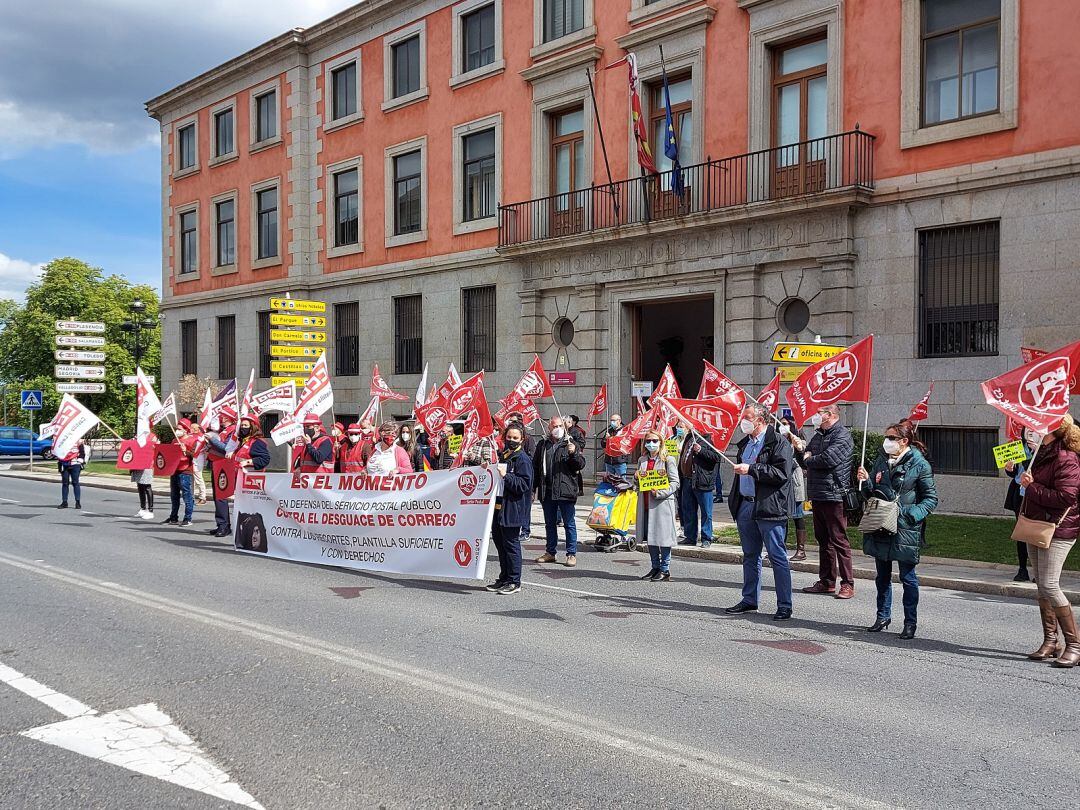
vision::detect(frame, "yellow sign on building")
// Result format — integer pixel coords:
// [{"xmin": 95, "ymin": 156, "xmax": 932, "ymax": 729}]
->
[
  {"xmin": 270, "ymin": 360, "xmax": 316, "ymax": 374},
  {"xmin": 269, "ymin": 297, "xmax": 326, "ymax": 313},
  {"xmin": 271, "ymin": 376, "xmax": 309, "ymax": 387},
  {"xmin": 270, "ymin": 313, "xmax": 327, "ymax": 328},
  {"xmin": 771, "ymin": 343, "xmax": 845, "ymax": 363},
  {"xmin": 270, "ymin": 345, "xmax": 323, "ymax": 358},
  {"xmin": 778, "ymin": 366, "xmax": 804, "ymax": 383},
  {"xmin": 270, "ymin": 329, "xmax": 326, "ymax": 344}
]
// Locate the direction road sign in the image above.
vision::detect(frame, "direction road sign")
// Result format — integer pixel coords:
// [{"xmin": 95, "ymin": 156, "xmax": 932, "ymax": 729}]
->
[
  {"xmin": 771, "ymin": 343, "xmax": 845, "ymax": 364},
  {"xmin": 122, "ymin": 374, "xmax": 156, "ymax": 385},
  {"xmin": 271, "ymin": 376, "xmax": 309, "ymax": 387},
  {"xmin": 20, "ymin": 390, "xmax": 43, "ymax": 410},
  {"xmin": 56, "ymin": 334, "xmax": 106, "ymax": 347},
  {"xmin": 56, "ymin": 382, "xmax": 107, "ymax": 394},
  {"xmin": 269, "ymin": 313, "xmax": 327, "ymax": 328},
  {"xmin": 270, "ymin": 329, "xmax": 326, "ymax": 343},
  {"xmin": 55, "ymin": 364, "xmax": 107, "ymax": 379},
  {"xmin": 55, "ymin": 320, "xmax": 106, "ymax": 333},
  {"xmin": 55, "ymin": 349, "xmax": 106, "ymax": 362},
  {"xmin": 270, "ymin": 360, "xmax": 316, "ymax": 374},
  {"xmin": 270, "ymin": 345, "xmax": 323, "ymax": 358},
  {"xmin": 270, "ymin": 297, "xmax": 326, "ymax": 313}
]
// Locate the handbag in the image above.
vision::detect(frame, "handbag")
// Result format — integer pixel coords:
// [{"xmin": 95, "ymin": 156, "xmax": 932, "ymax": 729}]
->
[
  {"xmin": 831, "ymin": 471, "xmax": 864, "ymax": 526},
  {"xmin": 859, "ymin": 497, "xmax": 899, "ymax": 535},
  {"xmin": 1012, "ymin": 503, "xmax": 1073, "ymax": 549}
]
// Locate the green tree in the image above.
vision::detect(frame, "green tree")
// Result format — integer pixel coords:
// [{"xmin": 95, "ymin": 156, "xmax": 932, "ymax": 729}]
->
[{"xmin": 0, "ymin": 257, "xmax": 161, "ymax": 435}]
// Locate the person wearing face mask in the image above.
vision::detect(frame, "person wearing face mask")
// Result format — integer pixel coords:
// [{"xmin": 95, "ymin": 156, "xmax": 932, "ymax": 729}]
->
[
  {"xmin": 338, "ymin": 424, "xmax": 370, "ymax": 473},
  {"xmin": 365, "ymin": 421, "xmax": 413, "ymax": 476},
  {"xmin": 397, "ymin": 423, "xmax": 420, "ymax": 468},
  {"xmin": 675, "ymin": 422, "xmax": 721, "ymax": 548},
  {"xmin": 330, "ymin": 422, "xmax": 346, "ymax": 472},
  {"xmin": 292, "ymin": 413, "xmax": 336, "ymax": 473},
  {"xmin": 779, "ymin": 417, "xmax": 809, "ymax": 561},
  {"xmin": 483, "ymin": 425, "xmax": 535, "ymax": 595},
  {"xmin": 1015, "ymin": 415, "xmax": 1080, "ymax": 668},
  {"xmin": 533, "ymin": 416, "xmax": 587, "ymax": 566},
  {"xmin": 226, "ymin": 418, "xmax": 271, "ymax": 533},
  {"xmin": 1003, "ymin": 431, "xmax": 1037, "ymax": 582},
  {"xmin": 204, "ymin": 408, "xmax": 238, "ymax": 537},
  {"xmin": 857, "ymin": 423, "xmax": 938, "ymax": 639},
  {"xmin": 636, "ymin": 430, "xmax": 681, "ymax": 581},
  {"xmin": 725, "ymin": 404, "xmax": 795, "ymax": 620},
  {"xmin": 411, "ymin": 423, "xmax": 433, "ymax": 471},
  {"xmin": 163, "ymin": 418, "xmax": 199, "ymax": 527},
  {"xmin": 431, "ymin": 424, "xmax": 457, "ymax": 470},
  {"xmin": 797, "ymin": 404, "xmax": 856, "ymax": 599},
  {"xmin": 604, "ymin": 414, "xmax": 631, "ymax": 476}
]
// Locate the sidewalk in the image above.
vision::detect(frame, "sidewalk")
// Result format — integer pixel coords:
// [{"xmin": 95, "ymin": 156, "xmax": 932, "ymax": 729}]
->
[{"xmin": 3, "ymin": 467, "xmax": 1076, "ymax": 605}]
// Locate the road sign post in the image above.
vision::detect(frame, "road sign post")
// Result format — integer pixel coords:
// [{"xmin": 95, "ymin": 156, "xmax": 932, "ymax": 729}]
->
[{"xmin": 21, "ymin": 390, "xmax": 42, "ymax": 473}]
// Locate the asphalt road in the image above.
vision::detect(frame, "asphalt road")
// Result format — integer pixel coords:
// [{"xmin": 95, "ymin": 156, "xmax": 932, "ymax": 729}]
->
[{"xmin": 0, "ymin": 475, "xmax": 1077, "ymax": 809}]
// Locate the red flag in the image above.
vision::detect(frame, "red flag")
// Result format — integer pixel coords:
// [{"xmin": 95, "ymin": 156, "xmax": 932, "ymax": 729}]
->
[
  {"xmin": 465, "ymin": 404, "xmax": 497, "ymax": 440},
  {"xmin": 1006, "ymin": 417, "xmax": 1024, "ymax": 442},
  {"xmin": 785, "ymin": 335, "xmax": 875, "ymax": 429},
  {"xmin": 659, "ymin": 391, "xmax": 745, "ymax": 452},
  {"xmin": 370, "ymin": 363, "xmax": 408, "ymax": 402},
  {"xmin": 1021, "ymin": 346, "xmax": 1046, "ymax": 364},
  {"xmin": 437, "ymin": 363, "xmax": 462, "ymax": 405},
  {"xmin": 447, "ymin": 371, "xmax": 486, "ymax": 417},
  {"xmin": 605, "ymin": 53, "xmax": 657, "ymax": 175},
  {"xmin": 1019, "ymin": 344, "xmax": 1080, "ymax": 393},
  {"xmin": 415, "ymin": 399, "xmax": 451, "ymax": 436},
  {"xmin": 757, "ymin": 372, "xmax": 781, "ymax": 415},
  {"xmin": 908, "ymin": 382, "xmax": 934, "ymax": 423},
  {"xmin": 980, "ymin": 340, "xmax": 1080, "ymax": 433},
  {"xmin": 495, "ymin": 395, "xmax": 540, "ymax": 429},
  {"xmin": 210, "ymin": 457, "xmax": 240, "ymax": 499},
  {"xmin": 648, "ymin": 364, "xmax": 681, "ymax": 406},
  {"xmin": 605, "ymin": 409, "xmax": 654, "ymax": 457},
  {"xmin": 697, "ymin": 361, "xmax": 740, "ymax": 399},
  {"xmin": 509, "ymin": 354, "xmax": 554, "ymax": 401},
  {"xmin": 586, "ymin": 384, "xmax": 607, "ymax": 432},
  {"xmin": 153, "ymin": 444, "xmax": 185, "ymax": 477},
  {"xmin": 116, "ymin": 439, "xmax": 155, "ymax": 471}
]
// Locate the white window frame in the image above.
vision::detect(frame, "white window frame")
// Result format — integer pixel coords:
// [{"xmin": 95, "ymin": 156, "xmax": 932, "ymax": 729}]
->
[
  {"xmin": 209, "ymin": 98, "xmax": 239, "ymax": 165},
  {"xmin": 450, "ymin": 0, "xmax": 505, "ymax": 89},
  {"xmin": 628, "ymin": 0, "xmax": 701, "ymax": 26},
  {"xmin": 900, "ymin": 0, "xmax": 1018, "ymax": 149},
  {"xmin": 323, "ymin": 48, "xmax": 364, "ymax": 132},
  {"xmin": 249, "ymin": 79, "xmax": 283, "ymax": 152},
  {"xmin": 531, "ymin": 0, "xmax": 596, "ymax": 60},
  {"xmin": 453, "ymin": 113, "xmax": 503, "ymax": 235},
  {"xmin": 383, "ymin": 21, "xmax": 429, "ymax": 113},
  {"xmin": 209, "ymin": 189, "xmax": 239, "ymax": 276},
  {"xmin": 384, "ymin": 136, "xmax": 428, "ymax": 248},
  {"xmin": 172, "ymin": 115, "xmax": 199, "ymax": 178},
  {"xmin": 325, "ymin": 155, "xmax": 364, "ymax": 259},
  {"xmin": 250, "ymin": 177, "xmax": 282, "ymax": 270},
  {"xmin": 174, "ymin": 201, "xmax": 200, "ymax": 281}
]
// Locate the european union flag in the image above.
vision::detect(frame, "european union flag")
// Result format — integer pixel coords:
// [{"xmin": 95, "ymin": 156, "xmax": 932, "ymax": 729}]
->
[{"xmin": 661, "ymin": 70, "xmax": 683, "ymax": 197}]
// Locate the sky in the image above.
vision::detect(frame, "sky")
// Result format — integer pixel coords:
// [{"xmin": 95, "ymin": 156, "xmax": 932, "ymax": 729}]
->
[{"xmin": 0, "ymin": 0, "xmax": 359, "ymax": 302}]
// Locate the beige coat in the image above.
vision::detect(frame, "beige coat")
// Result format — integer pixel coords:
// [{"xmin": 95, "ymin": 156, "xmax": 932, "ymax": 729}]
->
[{"xmin": 635, "ymin": 454, "xmax": 680, "ymax": 547}]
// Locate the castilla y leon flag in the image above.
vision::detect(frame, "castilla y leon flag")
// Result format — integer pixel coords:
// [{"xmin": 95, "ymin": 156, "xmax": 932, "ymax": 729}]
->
[
  {"xmin": 370, "ymin": 363, "xmax": 408, "ymax": 402},
  {"xmin": 908, "ymin": 381, "xmax": 934, "ymax": 423},
  {"xmin": 47, "ymin": 394, "xmax": 101, "ymax": 459},
  {"xmin": 509, "ymin": 355, "xmax": 554, "ymax": 402},
  {"xmin": 648, "ymin": 364, "xmax": 682, "ymax": 406},
  {"xmin": 980, "ymin": 340, "xmax": 1080, "ymax": 434},
  {"xmin": 698, "ymin": 361, "xmax": 740, "ymax": 400},
  {"xmin": 659, "ymin": 390, "xmax": 746, "ymax": 452},
  {"xmin": 757, "ymin": 372, "xmax": 782, "ymax": 415},
  {"xmin": 605, "ymin": 53, "xmax": 658, "ymax": 175},
  {"xmin": 785, "ymin": 335, "xmax": 875, "ymax": 429}
]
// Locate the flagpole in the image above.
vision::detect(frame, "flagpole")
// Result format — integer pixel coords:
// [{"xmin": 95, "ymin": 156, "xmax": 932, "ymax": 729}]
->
[
  {"xmin": 688, "ymin": 428, "xmax": 737, "ymax": 468},
  {"xmin": 860, "ymin": 401, "xmax": 871, "ymax": 471},
  {"xmin": 585, "ymin": 68, "xmax": 619, "ymax": 220}
]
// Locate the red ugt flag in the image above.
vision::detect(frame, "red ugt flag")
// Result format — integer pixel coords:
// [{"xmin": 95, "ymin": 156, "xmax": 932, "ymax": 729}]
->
[
  {"xmin": 757, "ymin": 372, "xmax": 781, "ymax": 415},
  {"xmin": 586, "ymin": 384, "xmax": 607, "ymax": 431},
  {"xmin": 698, "ymin": 360, "xmax": 740, "ymax": 399},
  {"xmin": 648, "ymin": 364, "xmax": 681, "ymax": 406},
  {"xmin": 980, "ymin": 340, "xmax": 1080, "ymax": 434},
  {"xmin": 785, "ymin": 335, "xmax": 874, "ymax": 429},
  {"xmin": 908, "ymin": 381, "xmax": 933, "ymax": 423},
  {"xmin": 658, "ymin": 391, "xmax": 745, "ymax": 452}
]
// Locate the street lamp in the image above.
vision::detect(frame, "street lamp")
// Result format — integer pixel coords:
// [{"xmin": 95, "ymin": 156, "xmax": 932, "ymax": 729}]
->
[{"xmin": 120, "ymin": 299, "xmax": 157, "ymax": 370}]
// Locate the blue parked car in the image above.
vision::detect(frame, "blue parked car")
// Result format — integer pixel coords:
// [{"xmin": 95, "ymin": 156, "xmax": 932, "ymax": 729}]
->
[{"xmin": 0, "ymin": 426, "xmax": 55, "ymax": 459}]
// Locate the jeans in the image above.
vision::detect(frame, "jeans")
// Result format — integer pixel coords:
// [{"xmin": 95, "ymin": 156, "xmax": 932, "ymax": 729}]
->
[
  {"xmin": 875, "ymin": 558, "xmax": 919, "ymax": 624},
  {"xmin": 714, "ymin": 465, "xmax": 725, "ymax": 503},
  {"xmin": 169, "ymin": 472, "xmax": 194, "ymax": 522},
  {"xmin": 648, "ymin": 544, "xmax": 672, "ymax": 573},
  {"xmin": 736, "ymin": 501, "xmax": 793, "ymax": 611},
  {"xmin": 683, "ymin": 488, "xmax": 714, "ymax": 544},
  {"xmin": 214, "ymin": 499, "xmax": 231, "ymax": 532},
  {"xmin": 60, "ymin": 464, "xmax": 82, "ymax": 505},
  {"xmin": 605, "ymin": 462, "xmax": 627, "ymax": 477},
  {"xmin": 492, "ymin": 523, "xmax": 523, "ymax": 585},
  {"xmin": 811, "ymin": 500, "xmax": 854, "ymax": 586},
  {"xmin": 541, "ymin": 499, "xmax": 578, "ymax": 555}
]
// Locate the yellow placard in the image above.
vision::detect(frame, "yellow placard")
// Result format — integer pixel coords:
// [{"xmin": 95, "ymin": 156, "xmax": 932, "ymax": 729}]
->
[
  {"xmin": 271, "ymin": 345, "xmax": 323, "ymax": 358},
  {"xmin": 771, "ymin": 343, "xmax": 845, "ymax": 364},
  {"xmin": 270, "ymin": 360, "xmax": 316, "ymax": 374},
  {"xmin": 270, "ymin": 297, "xmax": 326, "ymax": 313},
  {"xmin": 664, "ymin": 439, "xmax": 679, "ymax": 455},
  {"xmin": 270, "ymin": 313, "xmax": 327, "ymax": 328},
  {"xmin": 448, "ymin": 434, "xmax": 463, "ymax": 455},
  {"xmin": 271, "ymin": 376, "xmax": 308, "ymax": 387},
  {"xmin": 270, "ymin": 329, "xmax": 327, "ymax": 343},
  {"xmin": 993, "ymin": 440, "xmax": 1028, "ymax": 468},
  {"xmin": 638, "ymin": 470, "xmax": 671, "ymax": 492},
  {"xmin": 778, "ymin": 366, "xmax": 803, "ymax": 383}
]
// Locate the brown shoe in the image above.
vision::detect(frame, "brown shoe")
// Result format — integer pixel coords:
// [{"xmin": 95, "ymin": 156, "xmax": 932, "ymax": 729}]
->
[
  {"xmin": 789, "ymin": 528, "xmax": 808, "ymax": 561},
  {"xmin": 1051, "ymin": 605, "xmax": 1080, "ymax": 668},
  {"xmin": 802, "ymin": 581, "xmax": 834, "ymax": 594},
  {"xmin": 564, "ymin": 554, "xmax": 577, "ymax": 567},
  {"xmin": 535, "ymin": 553, "xmax": 556, "ymax": 563},
  {"xmin": 835, "ymin": 584, "xmax": 855, "ymax": 600},
  {"xmin": 790, "ymin": 549, "xmax": 807, "ymax": 562},
  {"xmin": 1028, "ymin": 598, "xmax": 1062, "ymax": 660}
]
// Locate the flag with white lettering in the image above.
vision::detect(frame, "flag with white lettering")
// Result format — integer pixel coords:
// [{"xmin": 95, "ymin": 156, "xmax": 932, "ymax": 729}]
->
[
  {"xmin": 371, "ymin": 363, "xmax": 408, "ymax": 402},
  {"xmin": 648, "ymin": 364, "xmax": 681, "ymax": 406},
  {"xmin": 757, "ymin": 372, "xmax": 781, "ymax": 415},
  {"xmin": 908, "ymin": 381, "xmax": 933, "ymax": 423},
  {"xmin": 981, "ymin": 340, "xmax": 1080, "ymax": 434},
  {"xmin": 785, "ymin": 335, "xmax": 874, "ymax": 428},
  {"xmin": 135, "ymin": 366, "xmax": 162, "ymax": 443},
  {"xmin": 47, "ymin": 395, "xmax": 101, "ymax": 458}
]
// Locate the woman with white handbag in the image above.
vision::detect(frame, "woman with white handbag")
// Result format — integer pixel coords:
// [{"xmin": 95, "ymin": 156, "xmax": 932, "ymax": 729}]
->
[
  {"xmin": 856, "ymin": 423, "xmax": 938, "ymax": 640},
  {"xmin": 1015, "ymin": 415, "xmax": 1080, "ymax": 668}
]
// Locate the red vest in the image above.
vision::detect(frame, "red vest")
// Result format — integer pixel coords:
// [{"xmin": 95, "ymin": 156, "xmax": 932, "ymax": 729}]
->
[
  {"xmin": 294, "ymin": 433, "xmax": 335, "ymax": 473},
  {"xmin": 338, "ymin": 440, "xmax": 369, "ymax": 473}
]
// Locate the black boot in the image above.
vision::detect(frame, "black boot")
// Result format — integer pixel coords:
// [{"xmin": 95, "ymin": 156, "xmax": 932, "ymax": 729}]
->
[{"xmin": 899, "ymin": 623, "xmax": 917, "ymax": 640}]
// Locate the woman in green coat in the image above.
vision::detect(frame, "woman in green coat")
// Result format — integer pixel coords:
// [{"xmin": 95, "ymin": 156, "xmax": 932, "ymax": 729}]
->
[{"xmin": 856, "ymin": 422, "xmax": 939, "ymax": 640}]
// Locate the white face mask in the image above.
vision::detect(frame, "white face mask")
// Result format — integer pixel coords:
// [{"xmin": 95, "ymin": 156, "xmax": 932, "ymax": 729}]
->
[
  {"xmin": 779, "ymin": 424, "xmax": 791, "ymax": 436},
  {"xmin": 1024, "ymin": 429, "xmax": 1043, "ymax": 449},
  {"xmin": 810, "ymin": 413, "xmax": 823, "ymax": 429},
  {"xmin": 551, "ymin": 427, "xmax": 565, "ymax": 440},
  {"xmin": 348, "ymin": 435, "xmax": 360, "ymax": 444},
  {"xmin": 882, "ymin": 438, "xmax": 901, "ymax": 456},
  {"xmin": 401, "ymin": 431, "xmax": 411, "ymax": 441},
  {"xmin": 644, "ymin": 441, "xmax": 660, "ymax": 453},
  {"xmin": 740, "ymin": 419, "xmax": 756, "ymax": 435}
]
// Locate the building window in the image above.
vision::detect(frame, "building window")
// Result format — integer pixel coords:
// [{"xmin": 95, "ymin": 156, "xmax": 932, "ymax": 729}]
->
[
  {"xmin": 179, "ymin": 209, "xmax": 198, "ymax": 275},
  {"xmin": 918, "ymin": 221, "xmax": 999, "ymax": 358},
  {"xmin": 332, "ymin": 62, "xmax": 357, "ymax": 120},
  {"xmin": 394, "ymin": 150, "xmax": 422, "ymax": 235},
  {"xmin": 333, "ymin": 168, "xmax": 359, "ymax": 247},
  {"xmin": 257, "ymin": 311, "xmax": 271, "ymax": 379},
  {"xmin": 180, "ymin": 320, "xmax": 198, "ymax": 377},
  {"xmin": 771, "ymin": 37, "xmax": 827, "ymax": 197},
  {"xmin": 549, "ymin": 108, "xmax": 586, "ymax": 231},
  {"xmin": 254, "ymin": 90, "xmax": 277, "ymax": 142},
  {"xmin": 215, "ymin": 199, "xmax": 235, "ymax": 267},
  {"xmin": 256, "ymin": 187, "xmax": 278, "ymax": 260},
  {"xmin": 920, "ymin": 427, "xmax": 998, "ymax": 476},
  {"xmin": 177, "ymin": 124, "xmax": 196, "ymax": 171},
  {"xmin": 543, "ymin": 0, "xmax": 584, "ymax": 43},
  {"xmin": 921, "ymin": 0, "xmax": 1000, "ymax": 127},
  {"xmin": 463, "ymin": 4, "xmax": 496, "ymax": 73},
  {"xmin": 213, "ymin": 108, "xmax": 234, "ymax": 158},
  {"xmin": 334, "ymin": 302, "xmax": 359, "ymax": 376},
  {"xmin": 217, "ymin": 316, "xmax": 235, "ymax": 380},
  {"xmin": 394, "ymin": 295, "xmax": 423, "ymax": 375},
  {"xmin": 392, "ymin": 36, "xmax": 422, "ymax": 99},
  {"xmin": 462, "ymin": 286, "xmax": 496, "ymax": 373},
  {"xmin": 462, "ymin": 129, "xmax": 496, "ymax": 222}
]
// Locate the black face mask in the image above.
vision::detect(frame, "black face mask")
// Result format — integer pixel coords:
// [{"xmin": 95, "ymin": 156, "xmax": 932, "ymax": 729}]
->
[
  {"xmin": 504, "ymin": 440, "xmax": 521, "ymax": 452},
  {"xmin": 238, "ymin": 427, "xmax": 251, "ymax": 439},
  {"xmin": 305, "ymin": 427, "xmax": 317, "ymax": 439}
]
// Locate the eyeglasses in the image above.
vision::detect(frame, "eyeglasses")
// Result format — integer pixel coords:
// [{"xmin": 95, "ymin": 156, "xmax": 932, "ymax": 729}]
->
[{"xmin": 884, "ymin": 435, "xmax": 902, "ymax": 441}]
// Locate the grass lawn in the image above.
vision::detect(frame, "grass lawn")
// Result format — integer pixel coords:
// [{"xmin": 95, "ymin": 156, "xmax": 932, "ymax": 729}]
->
[{"xmin": 715, "ymin": 513, "xmax": 1080, "ymax": 572}]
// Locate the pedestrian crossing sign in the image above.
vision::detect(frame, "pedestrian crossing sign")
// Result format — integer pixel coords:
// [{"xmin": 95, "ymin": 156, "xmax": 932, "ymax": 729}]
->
[{"xmin": 20, "ymin": 390, "xmax": 43, "ymax": 410}]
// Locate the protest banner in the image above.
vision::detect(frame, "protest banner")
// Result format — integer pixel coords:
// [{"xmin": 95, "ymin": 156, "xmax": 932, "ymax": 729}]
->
[
  {"xmin": 447, "ymin": 434, "xmax": 463, "ymax": 455},
  {"xmin": 992, "ymin": 440, "xmax": 1028, "ymax": 469},
  {"xmin": 638, "ymin": 469, "xmax": 671, "ymax": 492},
  {"xmin": 116, "ymin": 439, "xmax": 155, "ymax": 471},
  {"xmin": 232, "ymin": 467, "xmax": 499, "ymax": 580},
  {"xmin": 153, "ymin": 444, "xmax": 185, "ymax": 477},
  {"xmin": 664, "ymin": 438, "xmax": 679, "ymax": 455}
]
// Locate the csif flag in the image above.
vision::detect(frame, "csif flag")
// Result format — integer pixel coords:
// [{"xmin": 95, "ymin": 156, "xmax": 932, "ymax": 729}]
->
[
  {"xmin": 785, "ymin": 335, "xmax": 874, "ymax": 428},
  {"xmin": 151, "ymin": 392, "xmax": 177, "ymax": 426},
  {"xmin": 757, "ymin": 372, "xmax": 781, "ymax": 415},
  {"xmin": 249, "ymin": 381, "xmax": 296, "ymax": 416},
  {"xmin": 908, "ymin": 382, "xmax": 933, "ymax": 423},
  {"xmin": 980, "ymin": 340, "xmax": 1080, "ymax": 434},
  {"xmin": 239, "ymin": 369, "xmax": 256, "ymax": 419},
  {"xmin": 135, "ymin": 366, "xmax": 162, "ymax": 444},
  {"xmin": 46, "ymin": 395, "xmax": 101, "ymax": 458}
]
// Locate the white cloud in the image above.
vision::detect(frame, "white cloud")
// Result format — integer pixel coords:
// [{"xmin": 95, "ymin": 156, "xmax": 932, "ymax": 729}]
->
[{"xmin": 0, "ymin": 253, "xmax": 45, "ymax": 302}]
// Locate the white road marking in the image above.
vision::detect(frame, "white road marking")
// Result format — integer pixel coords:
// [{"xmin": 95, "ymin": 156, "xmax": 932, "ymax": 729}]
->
[
  {"xmin": 0, "ymin": 658, "xmax": 263, "ymax": 809},
  {"xmin": 0, "ymin": 496, "xmax": 20, "ymax": 503},
  {"xmin": 0, "ymin": 551, "xmax": 892, "ymax": 810}
]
